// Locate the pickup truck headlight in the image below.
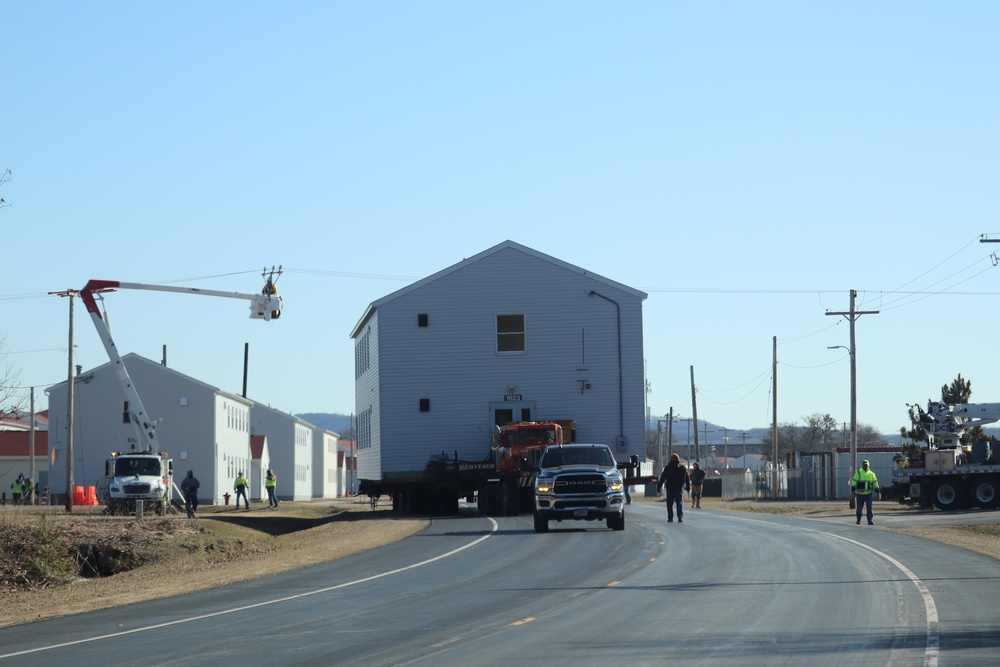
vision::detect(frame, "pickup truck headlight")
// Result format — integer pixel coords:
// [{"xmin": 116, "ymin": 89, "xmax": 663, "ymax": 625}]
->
[
  {"xmin": 536, "ymin": 480, "xmax": 553, "ymax": 493},
  {"xmin": 609, "ymin": 477, "xmax": 623, "ymax": 492}
]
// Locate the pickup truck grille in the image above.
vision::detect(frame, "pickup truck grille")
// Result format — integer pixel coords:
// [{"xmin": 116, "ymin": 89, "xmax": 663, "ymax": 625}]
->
[
  {"xmin": 553, "ymin": 473, "xmax": 606, "ymax": 495},
  {"xmin": 123, "ymin": 483, "xmax": 151, "ymax": 494}
]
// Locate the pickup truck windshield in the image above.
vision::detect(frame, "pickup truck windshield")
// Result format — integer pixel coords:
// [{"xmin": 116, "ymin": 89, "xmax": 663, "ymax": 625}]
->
[{"xmin": 541, "ymin": 448, "xmax": 614, "ymax": 468}]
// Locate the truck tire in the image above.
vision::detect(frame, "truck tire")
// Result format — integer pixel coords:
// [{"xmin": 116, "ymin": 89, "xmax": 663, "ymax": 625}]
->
[
  {"xmin": 932, "ymin": 478, "xmax": 965, "ymax": 511},
  {"xmin": 432, "ymin": 492, "xmax": 459, "ymax": 516},
  {"xmin": 533, "ymin": 512, "xmax": 549, "ymax": 532},
  {"xmin": 971, "ymin": 476, "xmax": 1000, "ymax": 510},
  {"xmin": 607, "ymin": 510, "xmax": 625, "ymax": 531},
  {"xmin": 500, "ymin": 479, "xmax": 520, "ymax": 516},
  {"xmin": 478, "ymin": 482, "xmax": 499, "ymax": 516}
]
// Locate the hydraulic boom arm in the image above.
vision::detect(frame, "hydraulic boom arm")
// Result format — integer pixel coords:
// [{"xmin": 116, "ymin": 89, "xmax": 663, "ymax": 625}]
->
[{"xmin": 914, "ymin": 400, "xmax": 1000, "ymax": 447}]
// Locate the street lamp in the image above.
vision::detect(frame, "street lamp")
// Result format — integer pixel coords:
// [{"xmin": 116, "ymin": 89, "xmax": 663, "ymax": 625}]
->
[{"xmin": 829, "ymin": 344, "xmax": 857, "ymax": 509}]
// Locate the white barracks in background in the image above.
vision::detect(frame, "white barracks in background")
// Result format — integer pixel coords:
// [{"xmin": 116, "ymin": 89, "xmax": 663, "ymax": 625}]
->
[
  {"xmin": 46, "ymin": 353, "xmax": 338, "ymax": 505},
  {"xmin": 250, "ymin": 403, "xmax": 314, "ymax": 501},
  {"xmin": 350, "ymin": 239, "xmax": 648, "ymax": 484},
  {"xmin": 46, "ymin": 353, "xmax": 255, "ymax": 506}
]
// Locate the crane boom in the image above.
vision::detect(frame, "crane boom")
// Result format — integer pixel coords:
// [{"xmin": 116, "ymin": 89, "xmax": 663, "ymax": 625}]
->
[{"xmin": 78, "ymin": 270, "xmax": 283, "ymax": 454}]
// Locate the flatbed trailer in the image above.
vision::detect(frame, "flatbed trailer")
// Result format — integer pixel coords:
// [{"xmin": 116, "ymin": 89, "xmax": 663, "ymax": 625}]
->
[
  {"xmin": 892, "ymin": 462, "xmax": 1000, "ymax": 511},
  {"xmin": 358, "ymin": 454, "xmax": 498, "ymax": 515},
  {"xmin": 359, "ymin": 449, "xmax": 654, "ymax": 516}
]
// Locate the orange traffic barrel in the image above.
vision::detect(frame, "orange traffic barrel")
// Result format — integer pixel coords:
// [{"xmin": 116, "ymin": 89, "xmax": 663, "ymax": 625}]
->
[
  {"xmin": 84, "ymin": 486, "xmax": 98, "ymax": 506},
  {"xmin": 73, "ymin": 486, "xmax": 86, "ymax": 505}
]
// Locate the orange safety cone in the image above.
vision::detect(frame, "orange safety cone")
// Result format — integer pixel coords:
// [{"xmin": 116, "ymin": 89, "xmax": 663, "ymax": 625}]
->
[
  {"xmin": 85, "ymin": 486, "xmax": 98, "ymax": 506},
  {"xmin": 73, "ymin": 486, "xmax": 86, "ymax": 506}
]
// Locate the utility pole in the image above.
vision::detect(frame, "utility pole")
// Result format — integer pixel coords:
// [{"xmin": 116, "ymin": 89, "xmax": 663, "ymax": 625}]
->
[
  {"xmin": 656, "ymin": 409, "xmax": 676, "ymax": 471},
  {"xmin": 826, "ymin": 289, "xmax": 879, "ymax": 509},
  {"xmin": 690, "ymin": 366, "xmax": 700, "ymax": 463},
  {"xmin": 29, "ymin": 387, "xmax": 35, "ymax": 505},
  {"xmin": 772, "ymin": 336, "xmax": 778, "ymax": 500},
  {"xmin": 51, "ymin": 289, "xmax": 78, "ymax": 512},
  {"xmin": 667, "ymin": 408, "xmax": 674, "ymax": 462},
  {"xmin": 703, "ymin": 425, "xmax": 716, "ymax": 465},
  {"xmin": 723, "ymin": 428, "xmax": 730, "ymax": 468}
]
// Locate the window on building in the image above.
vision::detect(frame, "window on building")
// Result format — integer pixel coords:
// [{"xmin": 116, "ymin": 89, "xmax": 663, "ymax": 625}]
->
[
  {"xmin": 355, "ymin": 327, "xmax": 371, "ymax": 378},
  {"xmin": 496, "ymin": 314, "xmax": 526, "ymax": 353}
]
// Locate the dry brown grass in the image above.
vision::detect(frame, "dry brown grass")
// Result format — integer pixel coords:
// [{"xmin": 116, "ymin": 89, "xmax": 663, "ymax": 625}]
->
[{"xmin": 0, "ymin": 499, "xmax": 427, "ymax": 628}]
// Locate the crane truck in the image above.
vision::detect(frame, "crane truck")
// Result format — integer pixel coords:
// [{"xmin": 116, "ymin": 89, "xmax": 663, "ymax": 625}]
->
[
  {"xmin": 893, "ymin": 400, "xmax": 1000, "ymax": 511},
  {"xmin": 79, "ymin": 268, "xmax": 283, "ymax": 515}
]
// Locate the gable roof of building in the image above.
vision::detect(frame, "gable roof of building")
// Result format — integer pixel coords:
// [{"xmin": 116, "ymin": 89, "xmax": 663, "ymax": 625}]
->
[
  {"xmin": 0, "ymin": 411, "xmax": 49, "ymax": 432},
  {"xmin": 250, "ymin": 434, "xmax": 267, "ymax": 459},
  {"xmin": 350, "ymin": 239, "xmax": 647, "ymax": 338},
  {"xmin": 47, "ymin": 353, "xmax": 254, "ymax": 406}
]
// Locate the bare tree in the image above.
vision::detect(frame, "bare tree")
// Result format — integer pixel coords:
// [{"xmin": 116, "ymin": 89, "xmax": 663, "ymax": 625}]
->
[
  {"xmin": 856, "ymin": 423, "xmax": 889, "ymax": 448},
  {"xmin": 0, "ymin": 337, "xmax": 26, "ymax": 414},
  {"xmin": 799, "ymin": 413, "xmax": 839, "ymax": 452},
  {"xmin": 0, "ymin": 168, "xmax": 10, "ymax": 211}
]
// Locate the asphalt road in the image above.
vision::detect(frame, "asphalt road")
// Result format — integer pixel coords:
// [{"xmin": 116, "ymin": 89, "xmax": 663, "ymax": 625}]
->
[{"xmin": 1, "ymin": 503, "xmax": 998, "ymax": 666}]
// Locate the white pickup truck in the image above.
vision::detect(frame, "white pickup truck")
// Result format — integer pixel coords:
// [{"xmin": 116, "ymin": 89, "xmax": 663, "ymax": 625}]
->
[{"xmin": 532, "ymin": 444, "xmax": 626, "ymax": 532}]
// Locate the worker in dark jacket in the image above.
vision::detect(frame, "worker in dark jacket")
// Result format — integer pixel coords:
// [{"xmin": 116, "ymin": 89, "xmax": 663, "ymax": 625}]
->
[
  {"xmin": 657, "ymin": 453, "xmax": 689, "ymax": 523},
  {"xmin": 180, "ymin": 470, "xmax": 200, "ymax": 519},
  {"xmin": 689, "ymin": 461, "xmax": 707, "ymax": 508}
]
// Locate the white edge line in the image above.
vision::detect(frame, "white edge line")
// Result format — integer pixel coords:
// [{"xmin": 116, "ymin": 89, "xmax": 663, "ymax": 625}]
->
[
  {"xmin": 723, "ymin": 514, "xmax": 939, "ymax": 667},
  {"xmin": 0, "ymin": 517, "xmax": 499, "ymax": 660}
]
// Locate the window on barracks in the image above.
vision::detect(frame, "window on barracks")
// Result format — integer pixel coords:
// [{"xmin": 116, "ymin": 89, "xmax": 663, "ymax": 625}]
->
[{"xmin": 496, "ymin": 314, "xmax": 525, "ymax": 353}]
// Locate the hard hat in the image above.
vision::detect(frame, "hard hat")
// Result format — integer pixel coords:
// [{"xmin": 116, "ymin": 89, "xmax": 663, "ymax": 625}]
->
[{"xmin": 862, "ymin": 460, "xmax": 870, "ymax": 465}]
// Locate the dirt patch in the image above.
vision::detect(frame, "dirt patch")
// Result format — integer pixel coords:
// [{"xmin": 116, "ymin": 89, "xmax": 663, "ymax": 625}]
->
[{"xmin": 0, "ymin": 500, "xmax": 427, "ymax": 628}]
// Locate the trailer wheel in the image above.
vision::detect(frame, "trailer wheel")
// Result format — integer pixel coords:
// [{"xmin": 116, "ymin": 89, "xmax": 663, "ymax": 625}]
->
[
  {"xmin": 971, "ymin": 476, "xmax": 1000, "ymax": 510},
  {"xmin": 533, "ymin": 513, "xmax": 549, "ymax": 532},
  {"xmin": 607, "ymin": 510, "xmax": 625, "ymax": 531},
  {"xmin": 932, "ymin": 478, "xmax": 965, "ymax": 511}
]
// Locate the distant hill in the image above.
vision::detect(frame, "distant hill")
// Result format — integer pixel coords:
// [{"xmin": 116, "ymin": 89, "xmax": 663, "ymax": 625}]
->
[
  {"xmin": 645, "ymin": 418, "xmax": 909, "ymax": 447},
  {"xmin": 296, "ymin": 413, "xmax": 352, "ymax": 435},
  {"xmin": 299, "ymin": 413, "xmax": 998, "ymax": 446}
]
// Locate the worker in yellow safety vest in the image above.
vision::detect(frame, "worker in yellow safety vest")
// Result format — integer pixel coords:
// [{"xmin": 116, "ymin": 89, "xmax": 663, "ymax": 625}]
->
[
  {"xmin": 265, "ymin": 469, "xmax": 279, "ymax": 508},
  {"xmin": 851, "ymin": 460, "xmax": 880, "ymax": 526},
  {"xmin": 233, "ymin": 472, "xmax": 250, "ymax": 510}
]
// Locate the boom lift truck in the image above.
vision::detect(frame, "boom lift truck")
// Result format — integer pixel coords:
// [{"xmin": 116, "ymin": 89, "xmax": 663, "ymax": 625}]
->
[
  {"xmin": 893, "ymin": 400, "xmax": 1000, "ymax": 510},
  {"xmin": 79, "ymin": 268, "xmax": 283, "ymax": 515}
]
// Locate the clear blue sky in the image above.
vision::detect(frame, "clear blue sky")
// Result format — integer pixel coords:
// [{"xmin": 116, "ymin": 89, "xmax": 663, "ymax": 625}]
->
[{"xmin": 3, "ymin": 2, "xmax": 1000, "ymax": 437}]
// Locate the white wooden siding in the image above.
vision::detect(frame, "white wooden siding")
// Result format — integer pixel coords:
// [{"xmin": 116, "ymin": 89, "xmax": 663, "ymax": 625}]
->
[
  {"xmin": 355, "ymin": 242, "xmax": 646, "ymax": 478},
  {"xmin": 250, "ymin": 404, "xmax": 315, "ymax": 501}
]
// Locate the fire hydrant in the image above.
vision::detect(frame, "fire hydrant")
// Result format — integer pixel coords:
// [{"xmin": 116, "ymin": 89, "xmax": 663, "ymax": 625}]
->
[{"xmin": 223, "ymin": 492, "xmax": 231, "ymax": 506}]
